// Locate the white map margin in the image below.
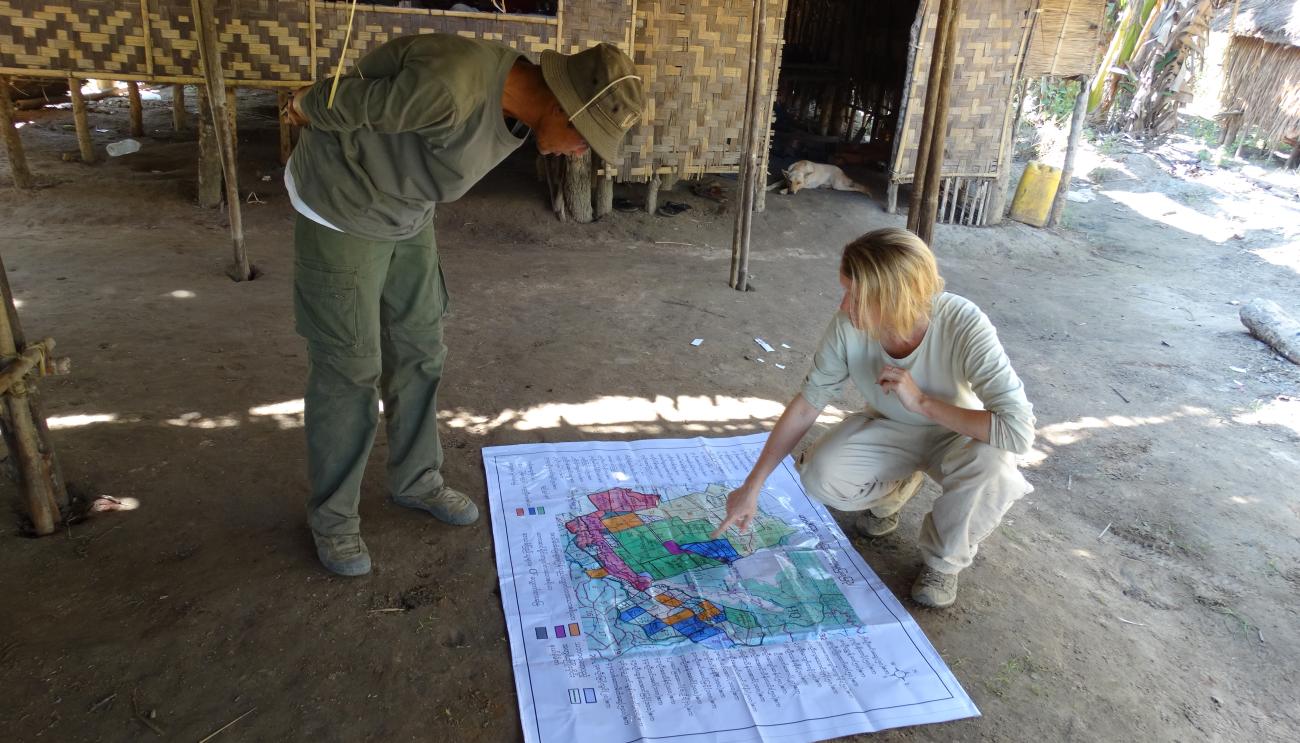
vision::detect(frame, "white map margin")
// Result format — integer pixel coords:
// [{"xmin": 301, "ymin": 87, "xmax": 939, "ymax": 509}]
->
[{"xmin": 484, "ymin": 433, "xmax": 980, "ymax": 743}]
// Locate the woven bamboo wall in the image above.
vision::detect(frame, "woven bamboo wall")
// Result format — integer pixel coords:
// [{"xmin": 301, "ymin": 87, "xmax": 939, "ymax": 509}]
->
[
  {"xmin": 1222, "ymin": 36, "xmax": 1300, "ymax": 142},
  {"xmin": 0, "ymin": 0, "xmax": 785, "ymax": 179},
  {"xmin": 620, "ymin": 0, "xmax": 785, "ymax": 181},
  {"xmin": 0, "ymin": 1, "xmax": 559, "ymax": 84},
  {"xmin": 1022, "ymin": 0, "xmax": 1105, "ymax": 77},
  {"xmin": 890, "ymin": 0, "xmax": 1034, "ymax": 183}
]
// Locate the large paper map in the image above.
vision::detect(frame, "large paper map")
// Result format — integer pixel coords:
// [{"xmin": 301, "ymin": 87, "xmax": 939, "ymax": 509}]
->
[{"xmin": 485, "ymin": 434, "xmax": 978, "ymax": 743}]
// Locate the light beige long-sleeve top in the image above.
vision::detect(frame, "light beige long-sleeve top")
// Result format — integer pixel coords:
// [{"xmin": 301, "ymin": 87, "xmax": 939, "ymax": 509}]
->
[{"xmin": 800, "ymin": 292, "xmax": 1036, "ymax": 454}]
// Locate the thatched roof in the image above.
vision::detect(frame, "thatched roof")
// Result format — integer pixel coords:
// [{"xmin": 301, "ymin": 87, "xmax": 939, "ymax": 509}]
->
[
  {"xmin": 1226, "ymin": 0, "xmax": 1300, "ymax": 47},
  {"xmin": 1221, "ymin": 33, "xmax": 1300, "ymax": 140}
]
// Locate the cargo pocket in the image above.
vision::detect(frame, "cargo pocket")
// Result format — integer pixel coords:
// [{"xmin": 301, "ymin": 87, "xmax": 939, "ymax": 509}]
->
[{"xmin": 294, "ymin": 261, "xmax": 359, "ymax": 348}]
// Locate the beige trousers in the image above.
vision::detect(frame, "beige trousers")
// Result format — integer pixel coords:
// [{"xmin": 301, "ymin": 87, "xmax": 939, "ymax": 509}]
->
[{"xmin": 798, "ymin": 412, "xmax": 1033, "ymax": 575}]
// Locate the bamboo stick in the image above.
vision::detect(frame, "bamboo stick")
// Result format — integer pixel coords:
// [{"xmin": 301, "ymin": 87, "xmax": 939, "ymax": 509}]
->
[
  {"xmin": 0, "ymin": 75, "xmax": 33, "ymax": 189},
  {"xmin": 916, "ymin": 0, "xmax": 961, "ymax": 246},
  {"xmin": 0, "ymin": 253, "xmax": 64, "ymax": 536},
  {"xmin": 908, "ymin": 0, "xmax": 956, "ymax": 233},
  {"xmin": 69, "ymin": 78, "xmax": 96, "ymax": 163},
  {"xmin": 172, "ymin": 84, "xmax": 187, "ymax": 132},
  {"xmin": 1049, "ymin": 77, "xmax": 1089, "ymax": 228},
  {"xmin": 191, "ymin": 0, "xmax": 252, "ymax": 281},
  {"xmin": 128, "ymin": 81, "xmax": 144, "ymax": 137},
  {"xmin": 730, "ymin": 0, "xmax": 768, "ymax": 291},
  {"xmin": 645, "ymin": 170, "xmax": 660, "ymax": 215}
]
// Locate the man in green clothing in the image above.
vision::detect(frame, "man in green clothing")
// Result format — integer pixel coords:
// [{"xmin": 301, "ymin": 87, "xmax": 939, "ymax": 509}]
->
[{"xmin": 283, "ymin": 35, "xmax": 644, "ymax": 576}]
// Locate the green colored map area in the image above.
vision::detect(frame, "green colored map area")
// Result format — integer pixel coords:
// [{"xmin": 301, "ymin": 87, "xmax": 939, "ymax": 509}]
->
[{"xmin": 565, "ymin": 485, "xmax": 863, "ymax": 659}]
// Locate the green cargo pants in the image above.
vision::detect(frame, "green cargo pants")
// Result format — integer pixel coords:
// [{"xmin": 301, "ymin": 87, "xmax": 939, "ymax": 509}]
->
[{"xmin": 293, "ymin": 214, "xmax": 450, "ymax": 536}]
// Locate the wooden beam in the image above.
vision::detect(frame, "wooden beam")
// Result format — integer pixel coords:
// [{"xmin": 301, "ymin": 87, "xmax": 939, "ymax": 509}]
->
[
  {"xmin": 907, "ymin": 0, "xmax": 958, "ymax": 233},
  {"xmin": 0, "ymin": 252, "xmax": 65, "ymax": 536},
  {"xmin": 127, "ymin": 81, "xmax": 144, "ymax": 137},
  {"xmin": 172, "ymin": 84, "xmax": 187, "ymax": 133},
  {"xmin": 563, "ymin": 151, "xmax": 594, "ymax": 223},
  {"xmin": 277, "ymin": 91, "xmax": 293, "ymax": 165},
  {"xmin": 729, "ymin": 0, "xmax": 769, "ymax": 291},
  {"xmin": 0, "ymin": 75, "xmax": 34, "ymax": 188},
  {"xmin": 1049, "ymin": 77, "xmax": 1089, "ymax": 227},
  {"xmin": 68, "ymin": 77, "xmax": 97, "ymax": 163},
  {"xmin": 915, "ymin": 0, "xmax": 962, "ymax": 246},
  {"xmin": 595, "ymin": 157, "xmax": 614, "ymax": 218},
  {"xmin": 196, "ymin": 87, "xmax": 223, "ymax": 208},
  {"xmin": 191, "ymin": 0, "xmax": 252, "ymax": 281}
]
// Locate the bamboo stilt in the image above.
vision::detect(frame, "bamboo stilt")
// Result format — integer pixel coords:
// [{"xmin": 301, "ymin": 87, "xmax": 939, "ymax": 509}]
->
[
  {"xmin": 277, "ymin": 91, "xmax": 292, "ymax": 165},
  {"xmin": 1049, "ymin": 78, "xmax": 1089, "ymax": 228},
  {"xmin": 192, "ymin": 0, "xmax": 251, "ymax": 281},
  {"xmin": 916, "ymin": 0, "xmax": 961, "ymax": 246},
  {"xmin": 69, "ymin": 78, "xmax": 96, "ymax": 164},
  {"xmin": 0, "ymin": 252, "xmax": 65, "ymax": 536},
  {"xmin": 0, "ymin": 75, "xmax": 33, "ymax": 189},
  {"xmin": 172, "ymin": 84, "xmax": 187, "ymax": 133},
  {"xmin": 224, "ymin": 87, "xmax": 238, "ymax": 165},
  {"xmin": 729, "ymin": 0, "xmax": 768, "ymax": 291},
  {"xmin": 127, "ymin": 81, "xmax": 144, "ymax": 137}
]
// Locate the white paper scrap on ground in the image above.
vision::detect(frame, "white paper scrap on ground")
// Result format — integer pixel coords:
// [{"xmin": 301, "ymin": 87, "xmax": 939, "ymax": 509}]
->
[
  {"xmin": 754, "ymin": 338, "xmax": 775, "ymax": 353},
  {"xmin": 775, "ymin": 363, "xmax": 786, "ymax": 369},
  {"xmin": 484, "ymin": 433, "xmax": 979, "ymax": 743},
  {"xmin": 691, "ymin": 338, "xmax": 704, "ymax": 346},
  {"xmin": 781, "ymin": 343, "xmax": 791, "ymax": 349}
]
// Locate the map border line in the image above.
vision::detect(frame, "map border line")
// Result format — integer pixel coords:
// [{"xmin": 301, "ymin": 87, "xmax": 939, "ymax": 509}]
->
[{"xmin": 488, "ymin": 438, "xmax": 964, "ymax": 743}]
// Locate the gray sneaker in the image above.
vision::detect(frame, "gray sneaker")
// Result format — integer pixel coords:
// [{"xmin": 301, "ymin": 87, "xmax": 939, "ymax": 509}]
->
[
  {"xmin": 392, "ymin": 484, "xmax": 480, "ymax": 526},
  {"xmin": 856, "ymin": 510, "xmax": 901, "ymax": 537},
  {"xmin": 312, "ymin": 532, "xmax": 372, "ymax": 577},
  {"xmin": 911, "ymin": 566, "xmax": 958, "ymax": 608}
]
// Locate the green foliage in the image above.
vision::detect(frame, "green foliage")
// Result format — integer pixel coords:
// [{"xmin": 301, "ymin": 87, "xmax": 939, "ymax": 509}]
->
[{"xmin": 1037, "ymin": 79, "xmax": 1082, "ymax": 124}]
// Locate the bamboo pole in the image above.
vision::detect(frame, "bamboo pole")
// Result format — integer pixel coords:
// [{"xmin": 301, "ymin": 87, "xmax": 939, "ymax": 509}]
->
[
  {"xmin": 907, "ymin": 0, "xmax": 957, "ymax": 233},
  {"xmin": 69, "ymin": 78, "xmax": 97, "ymax": 163},
  {"xmin": 729, "ymin": 0, "xmax": 768, "ymax": 291},
  {"xmin": 1048, "ymin": 77, "xmax": 1089, "ymax": 228},
  {"xmin": 127, "ymin": 81, "xmax": 144, "ymax": 137},
  {"xmin": 645, "ymin": 170, "xmax": 661, "ymax": 215},
  {"xmin": 916, "ymin": 0, "xmax": 961, "ymax": 246},
  {"xmin": 191, "ymin": 0, "xmax": 252, "ymax": 281},
  {"xmin": 0, "ymin": 75, "xmax": 33, "ymax": 189},
  {"xmin": 172, "ymin": 84, "xmax": 187, "ymax": 132},
  {"xmin": 0, "ymin": 253, "xmax": 64, "ymax": 536}
]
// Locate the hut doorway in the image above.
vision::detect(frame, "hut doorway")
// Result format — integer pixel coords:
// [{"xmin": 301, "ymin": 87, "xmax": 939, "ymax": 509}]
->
[{"xmin": 772, "ymin": 0, "xmax": 923, "ymax": 200}]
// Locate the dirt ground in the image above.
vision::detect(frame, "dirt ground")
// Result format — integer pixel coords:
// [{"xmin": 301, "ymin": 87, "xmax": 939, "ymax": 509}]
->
[{"xmin": 1, "ymin": 90, "xmax": 1297, "ymax": 742}]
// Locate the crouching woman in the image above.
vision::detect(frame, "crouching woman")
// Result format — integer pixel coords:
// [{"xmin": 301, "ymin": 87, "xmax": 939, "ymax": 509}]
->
[{"xmin": 712, "ymin": 228, "xmax": 1036, "ymax": 608}]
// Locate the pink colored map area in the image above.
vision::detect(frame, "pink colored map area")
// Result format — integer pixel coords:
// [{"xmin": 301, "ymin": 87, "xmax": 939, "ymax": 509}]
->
[
  {"xmin": 590, "ymin": 488, "xmax": 660, "ymax": 512},
  {"xmin": 564, "ymin": 488, "xmax": 662, "ymax": 591}
]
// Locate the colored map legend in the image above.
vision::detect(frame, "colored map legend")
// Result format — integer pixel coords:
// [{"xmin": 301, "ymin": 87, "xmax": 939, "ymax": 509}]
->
[
  {"xmin": 515, "ymin": 506, "xmax": 546, "ymax": 517},
  {"xmin": 534, "ymin": 623, "xmax": 582, "ymax": 641},
  {"xmin": 567, "ymin": 688, "xmax": 598, "ymax": 704}
]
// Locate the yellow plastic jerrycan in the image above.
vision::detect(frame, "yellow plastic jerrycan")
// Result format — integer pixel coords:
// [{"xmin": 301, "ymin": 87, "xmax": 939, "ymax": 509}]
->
[{"xmin": 1009, "ymin": 161, "xmax": 1062, "ymax": 227}]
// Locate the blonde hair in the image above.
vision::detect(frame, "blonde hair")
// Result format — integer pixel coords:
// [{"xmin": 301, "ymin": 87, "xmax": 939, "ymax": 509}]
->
[{"xmin": 840, "ymin": 228, "xmax": 945, "ymax": 338}]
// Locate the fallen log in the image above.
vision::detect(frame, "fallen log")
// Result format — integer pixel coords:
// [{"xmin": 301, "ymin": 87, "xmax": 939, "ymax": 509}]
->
[{"xmin": 1240, "ymin": 299, "xmax": 1300, "ymax": 365}]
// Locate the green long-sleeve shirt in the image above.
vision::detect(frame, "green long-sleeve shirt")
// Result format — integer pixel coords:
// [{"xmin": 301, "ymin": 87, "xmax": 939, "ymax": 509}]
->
[{"xmin": 291, "ymin": 34, "xmax": 527, "ymax": 241}]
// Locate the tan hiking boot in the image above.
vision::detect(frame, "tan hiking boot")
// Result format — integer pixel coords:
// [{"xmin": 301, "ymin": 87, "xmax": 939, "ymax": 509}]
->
[
  {"xmin": 856, "ymin": 510, "xmax": 901, "ymax": 537},
  {"xmin": 392, "ymin": 484, "xmax": 480, "ymax": 526},
  {"xmin": 854, "ymin": 472, "xmax": 925, "ymax": 538},
  {"xmin": 911, "ymin": 566, "xmax": 958, "ymax": 608},
  {"xmin": 312, "ymin": 532, "xmax": 372, "ymax": 577}
]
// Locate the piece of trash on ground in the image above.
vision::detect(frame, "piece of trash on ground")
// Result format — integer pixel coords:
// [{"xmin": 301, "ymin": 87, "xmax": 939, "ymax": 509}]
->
[
  {"xmin": 756, "ymin": 358, "xmax": 766, "ymax": 363},
  {"xmin": 780, "ymin": 343, "xmax": 791, "ymax": 349},
  {"xmin": 774, "ymin": 363, "xmax": 786, "ymax": 369},
  {"xmin": 105, "ymin": 138, "xmax": 140, "ymax": 157},
  {"xmin": 1229, "ymin": 366, "xmax": 1248, "ymax": 373},
  {"xmin": 754, "ymin": 338, "xmax": 775, "ymax": 353},
  {"xmin": 691, "ymin": 338, "xmax": 703, "ymax": 347}
]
